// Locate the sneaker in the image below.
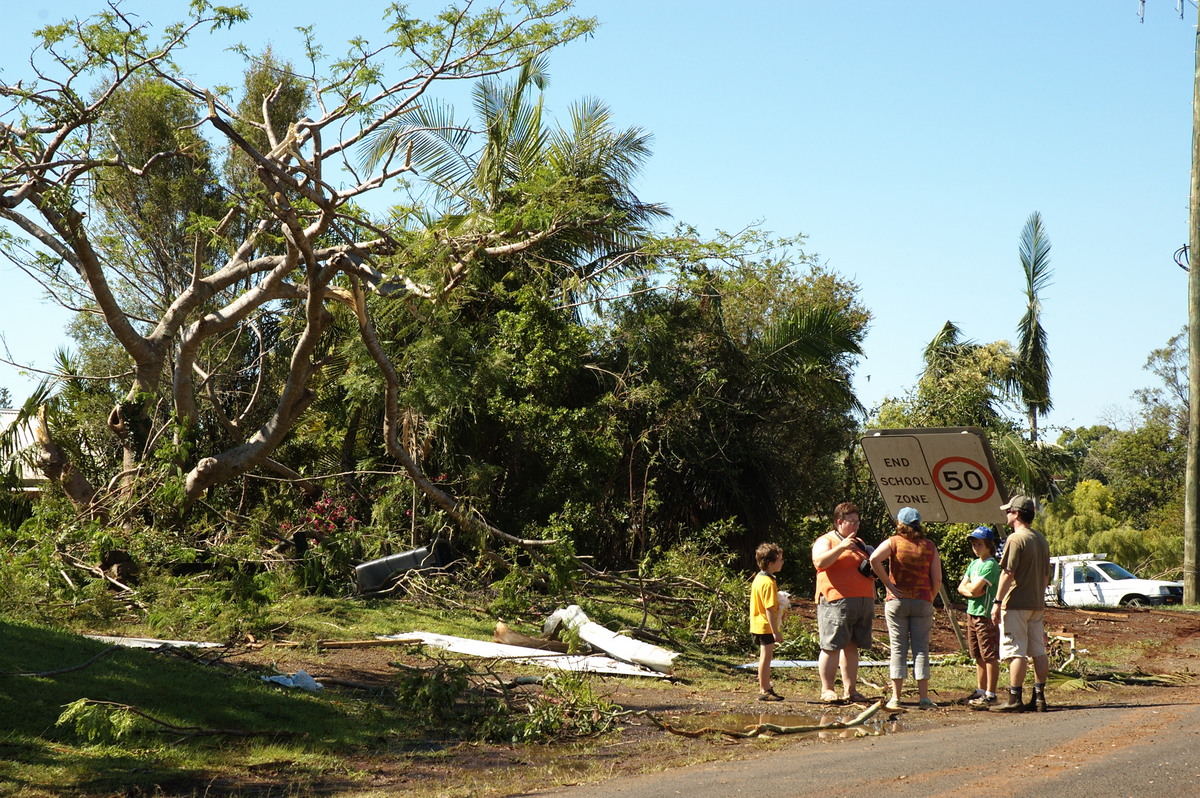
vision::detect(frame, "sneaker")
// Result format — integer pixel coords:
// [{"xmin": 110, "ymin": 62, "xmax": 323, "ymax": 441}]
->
[
  {"xmin": 963, "ymin": 689, "xmax": 986, "ymax": 702},
  {"xmin": 989, "ymin": 696, "xmax": 1026, "ymax": 713},
  {"xmin": 885, "ymin": 697, "xmax": 902, "ymax": 711},
  {"xmin": 758, "ymin": 691, "xmax": 784, "ymax": 702},
  {"xmin": 968, "ymin": 694, "xmax": 997, "ymax": 708},
  {"xmin": 917, "ymin": 697, "xmax": 937, "ymax": 710}
]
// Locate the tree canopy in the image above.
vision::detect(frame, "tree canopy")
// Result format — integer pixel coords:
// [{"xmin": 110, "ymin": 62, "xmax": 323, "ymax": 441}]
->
[{"xmin": 0, "ymin": 2, "xmax": 872, "ymax": 581}]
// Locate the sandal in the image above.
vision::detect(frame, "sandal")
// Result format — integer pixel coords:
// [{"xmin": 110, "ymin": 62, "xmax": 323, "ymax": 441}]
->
[
  {"xmin": 844, "ymin": 691, "xmax": 871, "ymax": 703},
  {"xmin": 820, "ymin": 690, "xmax": 841, "ymax": 704}
]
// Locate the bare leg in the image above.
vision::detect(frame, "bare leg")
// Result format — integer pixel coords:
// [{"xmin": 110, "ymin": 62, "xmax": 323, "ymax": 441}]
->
[
  {"xmin": 758, "ymin": 643, "xmax": 774, "ymax": 692},
  {"xmin": 890, "ymin": 676, "xmax": 904, "ymax": 702},
  {"xmin": 818, "ymin": 649, "xmax": 839, "ymax": 696},
  {"xmin": 839, "ymin": 643, "xmax": 859, "ymax": 697},
  {"xmin": 985, "ymin": 659, "xmax": 1000, "ymax": 694},
  {"xmin": 1009, "ymin": 655, "xmax": 1028, "ymax": 688},
  {"xmin": 1031, "ymin": 653, "xmax": 1049, "ymax": 684}
]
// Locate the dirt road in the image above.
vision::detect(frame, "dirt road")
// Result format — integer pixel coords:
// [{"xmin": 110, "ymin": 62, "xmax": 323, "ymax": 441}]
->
[{"xmin": 523, "ymin": 683, "xmax": 1200, "ymax": 797}]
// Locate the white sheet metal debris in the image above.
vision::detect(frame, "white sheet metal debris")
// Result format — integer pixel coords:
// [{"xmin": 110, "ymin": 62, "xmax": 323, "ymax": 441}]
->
[
  {"xmin": 543, "ymin": 605, "xmax": 679, "ymax": 674},
  {"xmin": 84, "ymin": 635, "xmax": 223, "ymax": 649},
  {"xmin": 377, "ymin": 631, "xmax": 663, "ymax": 677},
  {"xmin": 735, "ymin": 657, "xmax": 953, "ymax": 670}
]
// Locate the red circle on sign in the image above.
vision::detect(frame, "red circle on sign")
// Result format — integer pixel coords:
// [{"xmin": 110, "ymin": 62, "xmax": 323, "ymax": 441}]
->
[{"xmin": 931, "ymin": 457, "xmax": 995, "ymax": 504}]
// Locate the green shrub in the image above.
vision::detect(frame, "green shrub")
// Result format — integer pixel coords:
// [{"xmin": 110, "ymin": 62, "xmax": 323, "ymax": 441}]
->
[{"xmin": 481, "ymin": 671, "xmax": 620, "ymax": 743}]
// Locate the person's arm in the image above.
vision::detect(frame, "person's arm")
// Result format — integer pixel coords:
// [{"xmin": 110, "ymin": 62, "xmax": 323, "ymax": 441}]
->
[
  {"xmin": 990, "ymin": 569, "xmax": 1015, "ymax": 619},
  {"xmin": 812, "ymin": 532, "xmax": 856, "ymax": 571},
  {"xmin": 958, "ymin": 572, "xmax": 987, "ymax": 597},
  {"xmin": 929, "ymin": 546, "xmax": 942, "ymax": 600},
  {"xmin": 870, "ymin": 539, "xmax": 900, "ymax": 597}
]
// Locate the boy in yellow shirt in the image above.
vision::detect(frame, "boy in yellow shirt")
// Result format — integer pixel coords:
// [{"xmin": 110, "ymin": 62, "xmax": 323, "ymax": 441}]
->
[{"xmin": 750, "ymin": 542, "xmax": 785, "ymax": 701}]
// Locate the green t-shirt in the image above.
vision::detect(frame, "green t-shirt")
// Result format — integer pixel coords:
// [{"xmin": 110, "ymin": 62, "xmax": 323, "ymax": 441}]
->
[{"xmin": 964, "ymin": 557, "xmax": 1000, "ymax": 616}]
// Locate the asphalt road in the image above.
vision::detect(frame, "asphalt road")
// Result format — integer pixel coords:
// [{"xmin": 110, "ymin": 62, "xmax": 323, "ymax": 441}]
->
[{"xmin": 520, "ymin": 691, "xmax": 1200, "ymax": 798}]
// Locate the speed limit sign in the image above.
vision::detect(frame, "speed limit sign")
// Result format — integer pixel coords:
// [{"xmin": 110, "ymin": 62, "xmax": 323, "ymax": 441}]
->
[
  {"xmin": 860, "ymin": 428, "xmax": 1008, "ymax": 525},
  {"xmin": 932, "ymin": 456, "xmax": 995, "ymax": 504}
]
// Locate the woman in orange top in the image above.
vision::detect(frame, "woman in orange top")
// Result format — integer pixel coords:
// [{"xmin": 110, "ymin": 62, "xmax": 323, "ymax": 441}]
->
[
  {"xmin": 870, "ymin": 506, "xmax": 942, "ymax": 710},
  {"xmin": 811, "ymin": 501, "xmax": 876, "ymax": 704}
]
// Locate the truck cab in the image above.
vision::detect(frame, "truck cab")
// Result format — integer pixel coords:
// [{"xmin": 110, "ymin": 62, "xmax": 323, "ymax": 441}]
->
[{"xmin": 1046, "ymin": 553, "xmax": 1183, "ymax": 608}]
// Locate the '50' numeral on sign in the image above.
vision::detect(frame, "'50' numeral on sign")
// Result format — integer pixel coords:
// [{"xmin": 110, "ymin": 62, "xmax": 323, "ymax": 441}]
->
[{"xmin": 932, "ymin": 456, "xmax": 995, "ymax": 504}]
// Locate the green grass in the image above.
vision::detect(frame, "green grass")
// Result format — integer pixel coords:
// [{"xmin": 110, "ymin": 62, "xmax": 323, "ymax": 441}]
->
[
  {"xmin": 0, "ymin": 591, "xmax": 702, "ymax": 798},
  {"xmin": 8, "ymin": 588, "xmax": 1181, "ymax": 796},
  {"xmin": 0, "ymin": 616, "xmax": 398, "ymax": 796}
]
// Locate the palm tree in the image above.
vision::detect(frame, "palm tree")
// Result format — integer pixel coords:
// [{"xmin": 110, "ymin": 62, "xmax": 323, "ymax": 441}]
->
[
  {"xmin": 360, "ymin": 56, "xmax": 667, "ymax": 305},
  {"xmin": 1013, "ymin": 211, "xmax": 1054, "ymax": 442}
]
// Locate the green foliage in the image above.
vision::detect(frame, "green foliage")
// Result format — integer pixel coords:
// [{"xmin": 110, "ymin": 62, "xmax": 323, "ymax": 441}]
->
[
  {"xmin": 1034, "ymin": 327, "xmax": 1189, "ymax": 580},
  {"xmin": 56, "ymin": 699, "xmax": 142, "ymax": 743},
  {"xmin": 487, "ymin": 539, "xmax": 582, "ymax": 618},
  {"xmin": 1042, "ymin": 479, "xmax": 1182, "ymax": 576},
  {"xmin": 644, "ymin": 533, "xmax": 747, "ymax": 648},
  {"xmin": 489, "ymin": 671, "xmax": 619, "ymax": 743},
  {"xmin": 394, "ymin": 660, "xmax": 473, "ymax": 719},
  {"xmin": 1013, "ymin": 211, "xmax": 1054, "ymax": 437},
  {"xmin": 596, "ymin": 243, "xmax": 867, "ymax": 565},
  {"xmin": 774, "ymin": 616, "xmax": 822, "ymax": 660},
  {"xmin": 876, "ymin": 323, "xmax": 1018, "ymax": 431},
  {"xmin": 0, "ymin": 468, "xmax": 33, "ymax": 532}
]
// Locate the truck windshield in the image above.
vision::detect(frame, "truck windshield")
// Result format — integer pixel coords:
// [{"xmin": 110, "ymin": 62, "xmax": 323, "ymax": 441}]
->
[{"xmin": 1095, "ymin": 562, "xmax": 1137, "ymax": 580}]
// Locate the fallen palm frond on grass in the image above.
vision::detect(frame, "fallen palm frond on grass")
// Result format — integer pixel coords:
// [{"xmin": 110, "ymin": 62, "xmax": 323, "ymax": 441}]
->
[
  {"xmin": 1047, "ymin": 669, "xmax": 1195, "ymax": 691},
  {"xmin": 644, "ymin": 700, "xmax": 882, "ymax": 739}
]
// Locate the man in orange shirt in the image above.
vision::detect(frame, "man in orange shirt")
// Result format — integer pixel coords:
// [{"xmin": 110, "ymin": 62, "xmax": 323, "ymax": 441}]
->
[{"xmin": 811, "ymin": 502, "xmax": 876, "ymax": 704}]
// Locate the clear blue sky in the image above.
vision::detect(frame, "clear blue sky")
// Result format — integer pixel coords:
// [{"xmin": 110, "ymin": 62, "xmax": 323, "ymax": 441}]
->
[{"xmin": 0, "ymin": 0, "xmax": 1196, "ymax": 435}]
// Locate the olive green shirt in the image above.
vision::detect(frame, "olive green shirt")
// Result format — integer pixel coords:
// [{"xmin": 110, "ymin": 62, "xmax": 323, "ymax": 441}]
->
[{"xmin": 997, "ymin": 527, "xmax": 1050, "ymax": 610}]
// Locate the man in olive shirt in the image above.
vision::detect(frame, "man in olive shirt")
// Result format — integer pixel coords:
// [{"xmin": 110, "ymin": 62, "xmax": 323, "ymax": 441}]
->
[{"xmin": 989, "ymin": 495, "xmax": 1051, "ymax": 713}]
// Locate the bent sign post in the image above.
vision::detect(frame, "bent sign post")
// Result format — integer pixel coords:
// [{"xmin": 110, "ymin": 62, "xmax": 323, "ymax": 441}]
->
[{"xmin": 859, "ymin": 427, "xmax": 1008, "ymax": 526}]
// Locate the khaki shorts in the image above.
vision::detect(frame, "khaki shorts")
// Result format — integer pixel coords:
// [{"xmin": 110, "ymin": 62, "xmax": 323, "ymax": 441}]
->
[
  {"xmin": 817, "ymin": 595, "xmax": 874, "ymax": 651},
  {"xmin": 998, "ymin": 608, "xmax": 1046, "ymax": 660}
]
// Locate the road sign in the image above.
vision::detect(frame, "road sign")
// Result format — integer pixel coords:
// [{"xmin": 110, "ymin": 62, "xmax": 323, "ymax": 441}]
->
[{"xmin": 859, "ymin": 427, "xmax": 1008, "ymax": 525}]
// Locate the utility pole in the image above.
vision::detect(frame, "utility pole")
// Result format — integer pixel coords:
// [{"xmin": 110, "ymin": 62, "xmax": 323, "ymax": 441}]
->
[{"xmin": 1186, "ymin": 1, "xmax": 1200, "ymax": 604}]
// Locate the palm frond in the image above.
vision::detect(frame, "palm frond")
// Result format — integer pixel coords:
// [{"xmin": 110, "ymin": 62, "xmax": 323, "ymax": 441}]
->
[
  {"xmin": 754, "ymin": 306, "xmax": 864, "ymax": 413},
  {"xmin": 1015, "ymin": 211, "xmax": 1054, "ymax": 420}
]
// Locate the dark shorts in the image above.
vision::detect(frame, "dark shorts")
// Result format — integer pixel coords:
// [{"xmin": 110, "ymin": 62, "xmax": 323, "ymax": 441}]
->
[
  {"xmin": 817, "ymin": 595, "xmax": 874, "ymax": 651},
  {"xmin": 966, "ymin": 613, "xmax": 1000, "ymax": 662},
  {"xmin": 752, "ymin": 632, "xmax": 776, "ymax": 647}
]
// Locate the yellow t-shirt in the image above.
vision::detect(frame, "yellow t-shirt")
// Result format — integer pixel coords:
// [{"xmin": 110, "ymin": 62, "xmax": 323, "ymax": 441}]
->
[{"xmin": 749, "ymin": 572, "xmax": 778, "ymax": 634}]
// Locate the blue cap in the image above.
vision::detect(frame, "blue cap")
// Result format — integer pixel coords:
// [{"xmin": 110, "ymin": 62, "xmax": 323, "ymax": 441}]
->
[
  {"xmin": 897, "ymin": 507, "xmax": 921, "ymax": 526},
  {"xmin": 968, "ymin": 526, "xmax": 994, "ymax": 541}
]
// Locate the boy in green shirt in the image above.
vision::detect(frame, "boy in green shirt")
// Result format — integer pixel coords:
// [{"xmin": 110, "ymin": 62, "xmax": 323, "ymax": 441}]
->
[{"xmin": 957, "ymin": 527, "xmax": 1001, "ymax": 706}]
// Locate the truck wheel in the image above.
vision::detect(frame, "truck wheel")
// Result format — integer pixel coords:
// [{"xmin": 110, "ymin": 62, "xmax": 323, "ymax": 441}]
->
[{"xmin": 1120, "ymin": 595, "xmax": 1149, "ymax": 607}]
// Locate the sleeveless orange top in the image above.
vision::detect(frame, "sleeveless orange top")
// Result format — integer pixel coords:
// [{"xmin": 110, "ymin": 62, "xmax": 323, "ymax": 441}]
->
[
  {"xmin": 886, "ymin": 534, "xmax": 935, "ymax": 602},
  {"xmin": 814, "ymin": 531, "xmax": 875, "ymax": 601}
]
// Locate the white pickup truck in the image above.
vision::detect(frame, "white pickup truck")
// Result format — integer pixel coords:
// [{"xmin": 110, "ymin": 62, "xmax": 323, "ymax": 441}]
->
[{"xmin": 1045, "ymin": 553, "xmax": 1183, "ymax": 608}]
